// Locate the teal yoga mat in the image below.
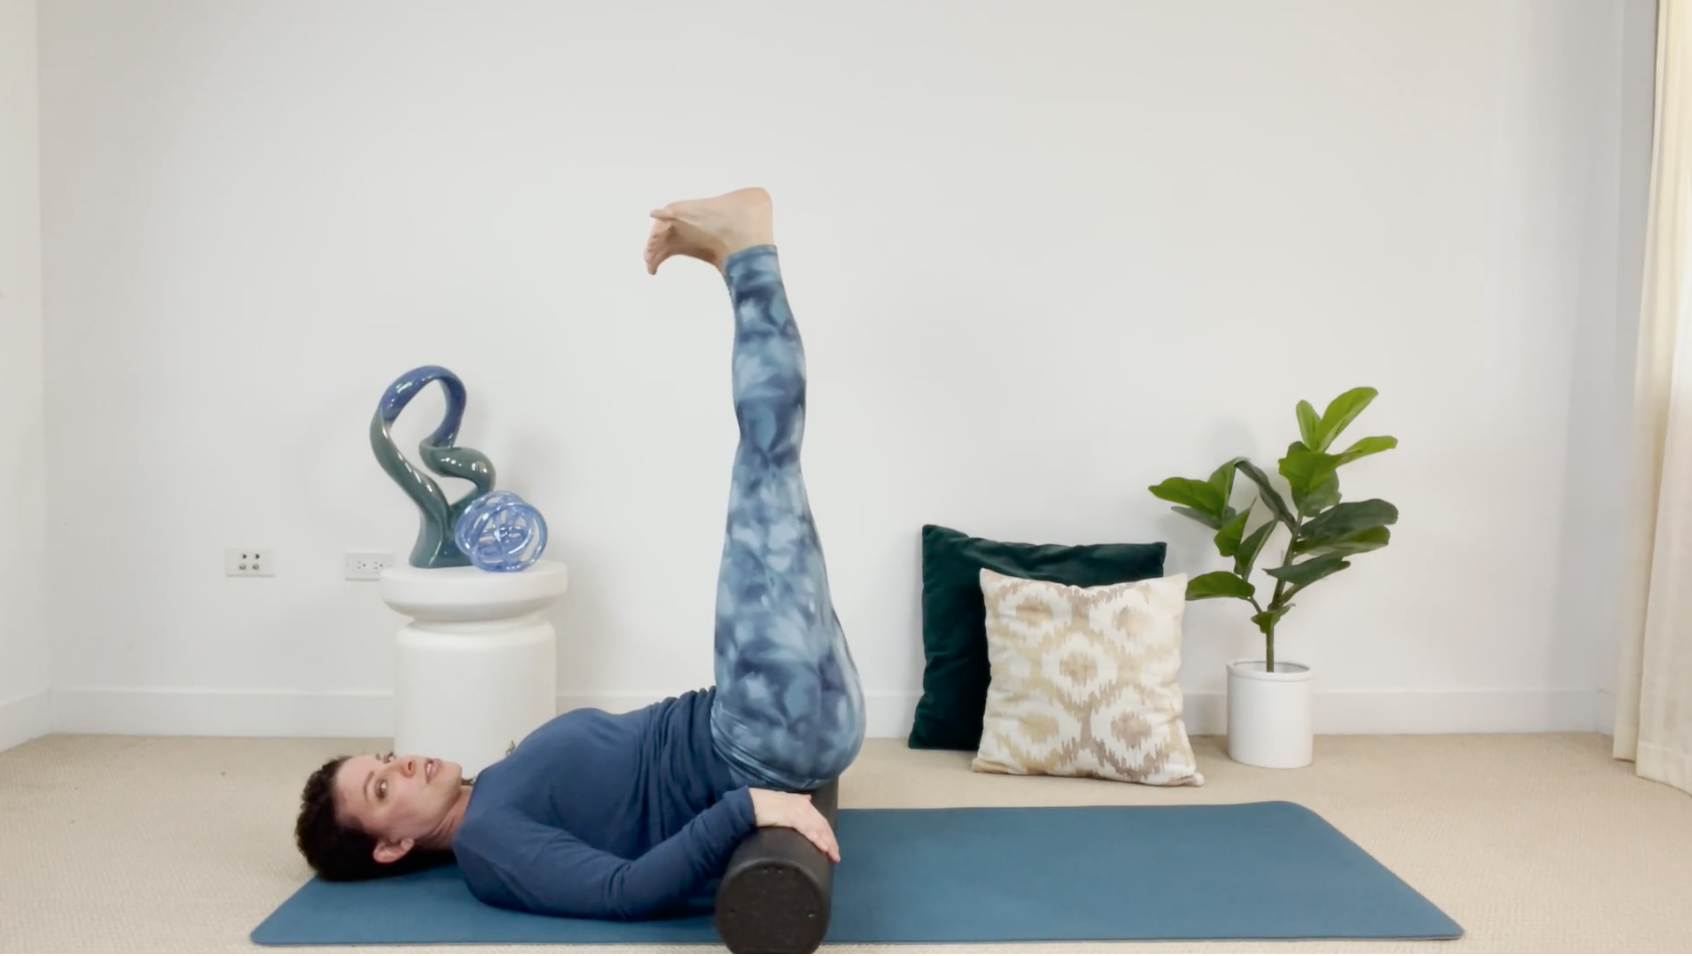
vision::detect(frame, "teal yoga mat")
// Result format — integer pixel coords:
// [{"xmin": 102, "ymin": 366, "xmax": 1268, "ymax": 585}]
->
[{"xmin": 251, "ymin": 801, "xmax": 1462, "ymax": 946}]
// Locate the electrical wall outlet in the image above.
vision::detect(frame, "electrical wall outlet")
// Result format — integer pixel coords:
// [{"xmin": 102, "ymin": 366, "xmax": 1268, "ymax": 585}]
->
[
  {"xmin": 225, "ymin": 548, "xmax": 274, "ymax": 577},
  {"xmin": 344, "ymin": 550, "xmax": 396, "ymax": 581}
]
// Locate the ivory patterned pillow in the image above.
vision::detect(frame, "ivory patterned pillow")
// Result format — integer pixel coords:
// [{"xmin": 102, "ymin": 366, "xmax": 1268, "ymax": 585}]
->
[{"xmin": 972, "ymin": 568, "xmax": 1204, "ymax": 786}]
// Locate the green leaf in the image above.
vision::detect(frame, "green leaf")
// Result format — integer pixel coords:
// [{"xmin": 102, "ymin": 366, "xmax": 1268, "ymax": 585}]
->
[
  {"xmin": 1302, "ymin": 499, "xmax": 1399, "ymax": 539},
  {"xmin": 1251, "ymin": 605, "xmax": 1290, "ymax": 634},
  {"xmin": 1233, "ymin": 460, "xmax": 1297, "ymax": 528},
  {"xmin": 1279, "ymin": 441, "xmax": 1341, "ymax": 502},
  {"xmin": 1172, "ymin": 506, "xmax": 1221, "ymax": 530},
  {"xmin": 1186, "ymin": 571, "xmax": 1256, "ymax": 600},
  {"xmin": 1294, "ymin": 472, "xmax": 1341, "ymax": 516},
  {"xmin": 1234, "ymin": 518, "xmax": 1276, "ymax": 578},
  {"xmin": 1208, "ymin": 456, "xmax": 1245, "ymax": 506},
  {"xmin": 1149, "ymin": 477, "xmax": 1225, "ymax": 520},
  {"xmin": 1313, "ymin": 387, "xmax": 1378, "ymax": 452},
  {"xmin": 1265, "ymin": 553, "xmax": 1351, "ymax": 590},
  {"xmin": 1214, "ymin": 508, "xmax": 1250, "ymax": 557},
  {"xmin": 1292, "ymin": 525, "xmax": 1391, "ymax": 557},
  {"xmin": 1296, "ymin": 400, "xmax": 1321, "ymax": 450},
  {"xmin": 1335, "ymin": 435, "xmax": 1397, "ymax": 466}
]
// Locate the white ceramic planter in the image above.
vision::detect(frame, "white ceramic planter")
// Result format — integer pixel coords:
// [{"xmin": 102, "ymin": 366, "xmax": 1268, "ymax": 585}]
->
[
  {"xmin": 1226, "ymin": 659, "xmax": 1314, "ymax": 769},
  {"xmin": 381, "ymin": 560, "xmax": 569, "ymax": 779}
]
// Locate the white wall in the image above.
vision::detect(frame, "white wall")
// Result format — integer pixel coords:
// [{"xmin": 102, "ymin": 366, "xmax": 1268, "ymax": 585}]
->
[
  {"xmin": 0, "ymin": 0, "xmax": 50, "ymax": 751},
  {"xmin": 1584, "ymin": 0, "xmax": 1659, "ymax": 737},
  {"xmin": 38, "ymin": 0, "xmax": 1654, "ymax": 739}
]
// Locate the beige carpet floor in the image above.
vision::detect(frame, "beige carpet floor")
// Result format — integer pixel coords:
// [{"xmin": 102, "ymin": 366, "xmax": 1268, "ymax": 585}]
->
[{"xmin": 1, "ymin": 732, "xmax": 1689, "ymax": 954}]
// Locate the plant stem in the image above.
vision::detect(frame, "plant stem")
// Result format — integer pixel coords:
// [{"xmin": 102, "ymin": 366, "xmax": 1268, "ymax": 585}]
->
[{"xmin": 1265, "ymin": 517, "xmax": 1302, "ymax": 674}]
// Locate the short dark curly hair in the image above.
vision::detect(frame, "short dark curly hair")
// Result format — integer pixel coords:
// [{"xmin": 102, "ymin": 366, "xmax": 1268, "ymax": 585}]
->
[{"xmin": 294, "ymin": 755, "xmax": 454, "ymax": 881}]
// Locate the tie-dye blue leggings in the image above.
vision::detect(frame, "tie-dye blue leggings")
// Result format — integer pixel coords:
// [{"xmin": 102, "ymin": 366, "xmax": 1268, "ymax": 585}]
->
[{"xmin": 707, "ymin": 245, "xmax": 866, "ymax": 794}]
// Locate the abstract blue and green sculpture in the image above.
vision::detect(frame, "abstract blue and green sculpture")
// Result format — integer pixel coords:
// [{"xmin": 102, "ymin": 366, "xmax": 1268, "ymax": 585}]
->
[{"xmin": 370, "ymin": 365, "xmax": 548, "ymax": 572}]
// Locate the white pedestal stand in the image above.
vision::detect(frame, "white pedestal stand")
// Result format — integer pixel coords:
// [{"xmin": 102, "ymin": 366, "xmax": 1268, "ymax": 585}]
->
[{"xmin": 380, "ymin": 560, "xmax": 568, "ymax": 779}]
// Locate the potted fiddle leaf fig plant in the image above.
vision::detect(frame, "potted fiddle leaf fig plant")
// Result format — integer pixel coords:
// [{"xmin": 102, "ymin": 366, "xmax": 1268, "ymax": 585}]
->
[{"xmin": 1149, "ymin": 387, "xmax": 1398, "ymax": 769}]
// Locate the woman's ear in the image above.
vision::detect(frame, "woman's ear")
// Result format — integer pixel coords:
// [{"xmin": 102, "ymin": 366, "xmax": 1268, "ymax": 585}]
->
[{"xmin": 373, "ymin": 836, "xmax": 414, "ymax": 864}]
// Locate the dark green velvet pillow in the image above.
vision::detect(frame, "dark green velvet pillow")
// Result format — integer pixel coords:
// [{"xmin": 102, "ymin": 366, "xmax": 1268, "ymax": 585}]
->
[{"xmin": 908, "ymin": 524, "xmax": 1168, "ymax": 751}]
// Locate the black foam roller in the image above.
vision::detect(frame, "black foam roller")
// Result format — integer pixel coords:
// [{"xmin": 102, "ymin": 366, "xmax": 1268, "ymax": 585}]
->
[{"xmin": 713, "ymin": 778, "xmax": 839, "ymax": 954}]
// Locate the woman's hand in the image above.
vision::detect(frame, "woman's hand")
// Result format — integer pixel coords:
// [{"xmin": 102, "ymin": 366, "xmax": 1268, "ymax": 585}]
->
[{"xmin": 747, "ymin": 789, "xmax": 840, "ymax": 862}]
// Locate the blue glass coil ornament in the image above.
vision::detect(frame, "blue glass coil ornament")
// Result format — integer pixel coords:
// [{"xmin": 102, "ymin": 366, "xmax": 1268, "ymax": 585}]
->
[{"xmin": 455, "ymin": 491, "xmax": 548, "ymax": 572}]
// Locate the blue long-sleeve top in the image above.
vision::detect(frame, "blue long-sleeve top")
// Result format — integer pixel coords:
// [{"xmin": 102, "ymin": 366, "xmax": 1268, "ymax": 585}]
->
[{"xmin": 451, "ymin": 687, "xmax": 757, "ymax": 920}]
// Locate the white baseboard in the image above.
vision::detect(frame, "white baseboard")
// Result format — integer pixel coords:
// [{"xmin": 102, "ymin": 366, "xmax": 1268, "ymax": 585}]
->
[
  {"xmin": 51, "ymin": 687, "xmax": 394, "ymax": 738},
  {"xmin": 0, "ymin": 690, "xmax": 52, "ymax": 753},
  {"xmin": 1594, "ymin": 688, "xmax": 1617, "ymax": 736},
  {"xmin": 556, "ymin": 690, "xmax": 1596, "ymax": 738},
  {"xmin": 1179, "ymin": 688, "xmax": 1599, "ymax": 736},
  {"xmin": 45, "ymin": 688, "xmax": 921, "ymax": 740},
  {"xmin": 45, "ymin": 686, "xmax": 1598, "ymax": 740}
]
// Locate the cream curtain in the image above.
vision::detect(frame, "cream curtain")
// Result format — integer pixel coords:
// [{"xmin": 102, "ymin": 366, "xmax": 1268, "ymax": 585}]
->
[{"xmin": 1615, "ymin": 0, "xmax": 1692, "ymax": 796}]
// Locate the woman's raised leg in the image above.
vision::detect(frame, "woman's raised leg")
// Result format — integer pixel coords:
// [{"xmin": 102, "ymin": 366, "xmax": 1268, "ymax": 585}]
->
[{"xmin": 645, "ymin": 188, "xmax": 866, "ymax": 793}]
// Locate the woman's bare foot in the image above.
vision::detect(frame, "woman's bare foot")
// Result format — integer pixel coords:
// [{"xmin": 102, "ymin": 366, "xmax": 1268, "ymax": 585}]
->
[{"xmin": 643, "ymin": 187, "xmax": 775, "ymax": 275}]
